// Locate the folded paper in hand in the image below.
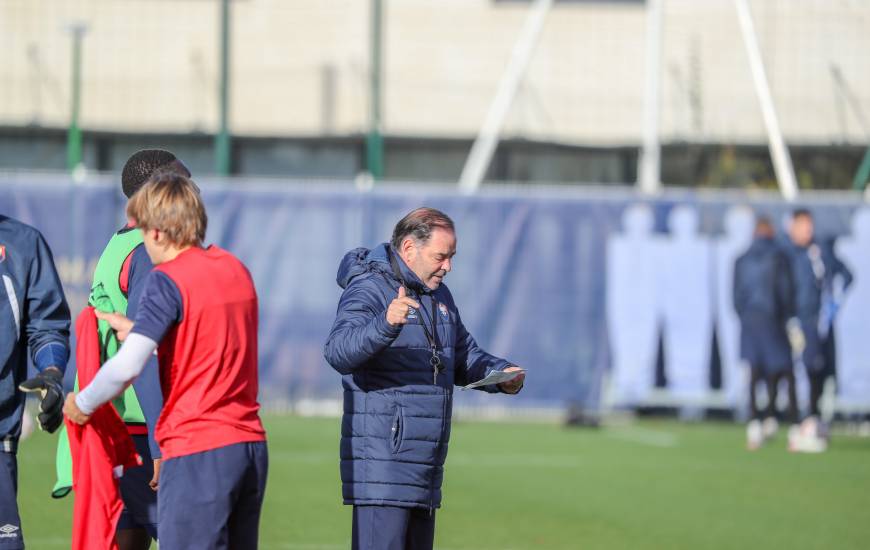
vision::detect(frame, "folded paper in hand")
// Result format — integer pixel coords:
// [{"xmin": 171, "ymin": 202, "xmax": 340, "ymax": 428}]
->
[{"xmin": 461, "ymin": 368, "xmax": 525, "ymax": 390}]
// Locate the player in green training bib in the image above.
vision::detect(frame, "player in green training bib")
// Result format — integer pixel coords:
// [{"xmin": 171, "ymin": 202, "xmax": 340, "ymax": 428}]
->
[{"xmin": 55, "ymin": 149, "xmax": 190, "ymax": 550}]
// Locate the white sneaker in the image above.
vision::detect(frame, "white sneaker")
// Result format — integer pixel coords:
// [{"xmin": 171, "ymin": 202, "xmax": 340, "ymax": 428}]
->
[
  {"xmin": 762, "ymin": 417, "xmax": 779, "ymax": 441},
  {"xmin": 791, "ymin": 434, "xmax": 828, "ymax": 453},
  {"xmin": 747, "ymin": 420, "xmax": 764, "ymax": 451},
  {"xmin": 790, "ymin": 417, "xmax": 828, "ymax": 453}
]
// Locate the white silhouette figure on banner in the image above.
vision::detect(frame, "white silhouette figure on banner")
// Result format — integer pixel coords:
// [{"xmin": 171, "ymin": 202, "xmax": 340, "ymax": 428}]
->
[
  {"xmin": 660, "ymin": 206, "xmax": 713, "ymax": 401},
  {"xmin": 835, "ymin": 208, "xmax": 870, "ymax": 409},
  {"xmin": 607, "ymin": 204, "xmax": 659, "ymax": 405},
  {"xmin": 716, "ymin": 206, "xmax": 755, "ymax": 410}
]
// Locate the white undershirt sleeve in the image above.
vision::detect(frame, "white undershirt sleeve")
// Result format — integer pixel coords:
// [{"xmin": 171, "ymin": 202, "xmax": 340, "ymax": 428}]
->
[{"xmin": 75, "ymin": 333, "xmax": 158, "ymax": 415}]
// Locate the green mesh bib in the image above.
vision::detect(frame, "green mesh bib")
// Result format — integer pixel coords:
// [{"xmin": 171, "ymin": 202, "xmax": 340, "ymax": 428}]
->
[{"xmin": 53, "ymin": 228, "xmax": 147, "ymax": 498}]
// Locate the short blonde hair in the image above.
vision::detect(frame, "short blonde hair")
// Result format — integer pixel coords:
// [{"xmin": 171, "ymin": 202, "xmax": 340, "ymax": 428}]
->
[{"xmin": 127, "ymin": 171, "xmax": 206, "ymax": 247}]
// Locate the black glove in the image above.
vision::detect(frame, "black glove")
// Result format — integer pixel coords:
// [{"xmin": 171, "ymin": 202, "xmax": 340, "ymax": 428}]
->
[{"xmin": 19, "ymin": 368, "xmax": 65, "ymax": 433}]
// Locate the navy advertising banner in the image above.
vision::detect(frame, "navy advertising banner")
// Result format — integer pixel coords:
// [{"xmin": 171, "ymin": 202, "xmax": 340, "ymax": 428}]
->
[{"xmin": 2, "ymin": 174, "xmax": 868, "ymax": 415}]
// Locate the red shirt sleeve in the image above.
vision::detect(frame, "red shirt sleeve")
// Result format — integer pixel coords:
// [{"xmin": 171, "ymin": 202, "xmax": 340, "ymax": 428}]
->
[{"xmin": 119, "ymin": 251, "xmax": 134, "ymax": 297}]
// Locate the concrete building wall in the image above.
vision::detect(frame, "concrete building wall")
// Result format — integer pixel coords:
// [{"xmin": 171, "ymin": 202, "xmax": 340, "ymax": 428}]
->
[{"xmin": 1, "ymin": 0, "xmax": 867, "ymax": 144}]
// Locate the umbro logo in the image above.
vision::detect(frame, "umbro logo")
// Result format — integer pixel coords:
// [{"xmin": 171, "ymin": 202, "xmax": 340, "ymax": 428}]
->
[{"xmin": 0, "ymin": 524, "xmax": 19, "ymax": 538}]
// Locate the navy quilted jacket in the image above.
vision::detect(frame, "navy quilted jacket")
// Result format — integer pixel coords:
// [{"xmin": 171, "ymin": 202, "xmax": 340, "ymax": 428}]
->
[
  {"xmin": 323, "ymin": 243, "xmax": 510, "ymax": 509},
  {"xmin": 733, "ymin": 237, "xmax": 794, "ymax": 370}
]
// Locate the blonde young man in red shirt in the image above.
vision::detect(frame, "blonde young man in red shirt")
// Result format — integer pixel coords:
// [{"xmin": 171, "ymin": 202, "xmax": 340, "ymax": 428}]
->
[{"xmin": 65, "ymin": 173, "xmax": 268, "ymax": 550}]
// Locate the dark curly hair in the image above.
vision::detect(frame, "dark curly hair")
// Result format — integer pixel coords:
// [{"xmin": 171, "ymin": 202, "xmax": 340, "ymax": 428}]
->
[{"xmin": 121, "ymin": 149, "xmax": 190, "ymax": 198}]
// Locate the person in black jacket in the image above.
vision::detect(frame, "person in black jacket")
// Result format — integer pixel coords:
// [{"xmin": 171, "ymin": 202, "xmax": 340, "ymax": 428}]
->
[
  {"xmin": 0, "ymin": 215, "xmax": 71, "ymax": 550},
  {"xmin": 733, "ymin": 217, "xmax": 797, "ymax": 450},
  {"xmin": 787, "ymin": 208, "xmax": 853, "ymax": 452}
]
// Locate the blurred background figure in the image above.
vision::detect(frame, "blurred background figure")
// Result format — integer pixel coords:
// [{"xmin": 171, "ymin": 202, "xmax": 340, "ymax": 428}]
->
[
  {"xmin": 607, "ymin": 204, "xmax": 658, "ymax": 409},
  {"xmin": 786, "ymin": 209, "xmax": 854, "ymax": 452},
  {"xmin": 733, "ymin": 216, "xmax": 797, "ymax": 450},
  {"xmin": 833, "ymin": 209, "xmax": 870, "ymax": 426},
  {"xmin": 717, "ymin": 207, "xmax": 756, "ymax": 416}
]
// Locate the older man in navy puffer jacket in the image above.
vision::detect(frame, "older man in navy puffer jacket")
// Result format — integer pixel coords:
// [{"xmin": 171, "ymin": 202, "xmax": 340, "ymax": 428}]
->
[{"xmin": 324, "ymin": 207, "xmax": 525, "ymax": 550}]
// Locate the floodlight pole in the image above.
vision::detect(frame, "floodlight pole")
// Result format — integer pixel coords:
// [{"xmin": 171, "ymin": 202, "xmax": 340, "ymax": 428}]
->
[
  {"xmin": 638, "ymin": 0, "xmax": 663, "ymax": 195},
  {"xmin": 854, "ymin": 150, "xmax": 870, "ymax": 192},
  {"xmin": 735, "ymin": 0, "xmax": 798, "ymax": 201},
  {"xmin": 458, "ymin": 0, "xmax": 552, "ymax": 194},
  {"xmin": 66, "ymin": 23, "xmax": 87, "ymax": 173},
  {"xmin": 215, "ymin": 0, "xmax": 232, "ymax": 176},
  {"xmin": 366, "ymin": 0, "xmax": 385, "ymax": 180}
]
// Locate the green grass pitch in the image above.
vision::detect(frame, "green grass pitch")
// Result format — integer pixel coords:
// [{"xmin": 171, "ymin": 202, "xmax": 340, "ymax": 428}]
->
[{"xmin": 15, "ymin": 415, "xmax": 870, "ymax": 549}]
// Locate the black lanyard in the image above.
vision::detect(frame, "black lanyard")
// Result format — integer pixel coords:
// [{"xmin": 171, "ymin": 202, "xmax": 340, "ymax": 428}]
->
[{"xmin": 388, "ymin": 248, "xmax": 442, "ymax": 383}]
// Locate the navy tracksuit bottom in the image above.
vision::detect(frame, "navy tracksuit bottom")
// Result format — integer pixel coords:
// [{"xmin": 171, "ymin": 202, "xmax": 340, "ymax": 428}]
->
[
  {"xmin": 352, "ymin": 505, "xmax": 437, "ymax": 550},
  {"xmin": 0, "ymin": 453, "xmax": 23, "ymax": 550},
  {"xmin": 158, "ymin": 441, "xmax": 268, "ymax": 550}
]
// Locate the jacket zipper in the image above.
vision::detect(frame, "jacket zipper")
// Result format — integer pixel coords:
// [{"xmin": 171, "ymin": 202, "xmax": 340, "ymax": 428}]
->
[{"xmin": 430, "ymin": 385, "xmax": 449, "ymax": 514}]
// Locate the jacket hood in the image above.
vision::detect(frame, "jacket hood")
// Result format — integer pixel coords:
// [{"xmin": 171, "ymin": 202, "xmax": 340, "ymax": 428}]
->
[
  {"xmin": 336, "ymin": 244, "xmax": 386, "ymax": 289},
  {"xmin": 749, "ymin": 236, "xmax": 778, "ymax": 253},
  {"xmin": 335, "ymin": 243, "xmax": 431, "ymax": 293}
]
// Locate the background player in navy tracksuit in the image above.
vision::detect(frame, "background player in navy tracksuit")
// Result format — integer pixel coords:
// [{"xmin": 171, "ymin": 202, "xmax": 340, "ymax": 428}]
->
[
  {"xmin": 0, "ymin": 215, "xmax": 70, "ymax": 550},
  {"xmin": 324, "ymin": 207, "xmax": 525, "ymax": 550},
  {"xmin": 65, "ymin": 173, "xmax": 267, "ymax": 550},
  {"xmin": 787, "ymin": 209, "xmax": 853, "ymax": 430},
  {"xmin": 733, "ymin": 217, "xmax": 797, "ymax": 450}
]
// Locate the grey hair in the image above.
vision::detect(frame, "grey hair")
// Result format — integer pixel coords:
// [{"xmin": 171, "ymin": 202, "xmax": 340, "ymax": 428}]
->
[{"xmin": 391, "ymin": 207, "xmax": 455, "ymax": 250}]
